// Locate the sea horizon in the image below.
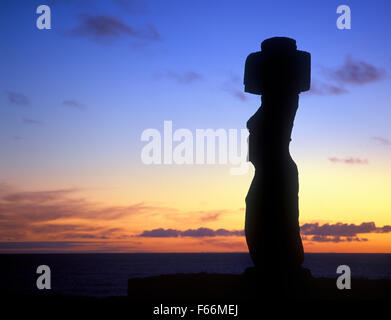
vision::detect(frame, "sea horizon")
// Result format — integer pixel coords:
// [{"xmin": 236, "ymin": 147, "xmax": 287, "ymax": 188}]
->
[{"xmin": 1, "ymin": 251, "xmax": 391, "ymax": 254}]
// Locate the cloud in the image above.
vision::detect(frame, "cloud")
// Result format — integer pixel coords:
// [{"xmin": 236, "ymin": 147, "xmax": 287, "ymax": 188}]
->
[
  {"xmin": 308, "ymin": 235, "xmax": 368, "ymax": 243},
  {"xmin": 372, "ymin": 136, "xmax": 391, "ymax": 146},
  {"xmin": 301, "ymin": 222, "xmax": 391, "ymax": 238},
  {"xmin": 2, "ymin": 188, "xmax": 76, "ymax": 203},
  {"xmin": 182, "ymin": 228, "xmax": 224, "ymax": 237},
  {"xmin": 223, "ymin": 75, "xmax": 248, "ymax": 102},
  {"xmin": 199, "ymin": 238, "xmax": 246, "ymax": 249},
  {"xmin": 301, "ymin": 221, "xmax": 391, "ymax": 242},
  {"xmin": 2, "ymin": 185, "xmax": 390, "ymax": 248},
  {"xmin": 330, "ymin": 55, "xmax": 386, "ymax": 85},
  {"xmin": 0, "ymin": 241, "xmax": 90, "ymax": 250},
  {"xmin": 228, "ymin": 89, "xmax": 247, "ymax": 101},
  {"xmin": 306, "ymin": 56, "xmax": 385, "ymax": 96},
  {"xmin": 138, "ymin": 228, "xmax": 181, "ymax": 238},
  {"xmin": 165, "ymin": 209, "xmax": 225, "ymax": 223},
  {"xmin": 198, "ymin": 211, "xmax": 222, "ymax": 222},
  {"xmin": 62, "ymin": 233, "xmax": 110, "ymax": 239},
  {"xmin": 63, "ymin": 99, "xmax": 85, "ymax": 110},
  {"xmin": 155, "ymin": 71, "xmax": 203, "ymax": 84},
  {"xmin": 3, "ymin": 221, "xmax": 130, "ymax": 242},
  {"xmin": 0, "ymin": 240, "xmax": 141, "ymax": 252},
  {"xmin": 22, "ymin": 117, "xmax": 43, "ymax": 125},
  {"xmin": 0, "ymin": 190, "xmax": 158, "ymax": 223},
  {"xmin": 0, "ymin": 186, "xmax": 239, "ymax": 243},
  {"xmin": 68, "ymin": 14, "xmax": 160, "ymax": 43},
  {"xmin": 375, "ymin": 225, "xmax": 391, "ymax": 233},
  {"xmin": 139, "ymin": 222, "xmax": 390, "ymax": 243},
  {"xmin": 0, "ymin": 187, "xmax": 169, "ymax": 241},
  {"xmin": 159, "ymin": 208, "xmax": 241, "ymax": 226},
  {"xmin": 328, "ymin": 157, "xmax": 368, "ymax": 164},
  {"xmin": 28, "ymin": 223, "xmax": 127, "ymax": 238},
  {"xmin": 306, "ymin": 79, "xmax": 348, "ymax": 96},
  {"xmin": 138, "ymin": 227, "xmax": 244, "ymax": 238},
  {"xmin": 5, "ymin": 91, "xmax": 29, "ymax": 105}
]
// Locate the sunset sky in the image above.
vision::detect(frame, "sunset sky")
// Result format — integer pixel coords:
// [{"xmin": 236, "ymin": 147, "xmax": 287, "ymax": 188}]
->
[{"xmin": 1, "ymin": 0, "xmax": 390, "ymax": 253}]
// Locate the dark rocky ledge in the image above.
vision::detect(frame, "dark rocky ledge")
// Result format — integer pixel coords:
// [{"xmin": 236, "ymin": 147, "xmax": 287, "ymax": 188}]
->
[
  {"xmin": 1, "ymin": 273, "xmax": 390, "ymax": 318},
  {"xmin": 127, "ymin": 272, "xmax": 391, "ymax": 302}
]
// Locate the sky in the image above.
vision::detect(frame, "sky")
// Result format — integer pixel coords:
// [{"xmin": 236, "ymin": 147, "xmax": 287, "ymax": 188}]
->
[{"xmin": 0, "ymin": 0, "xmax": 390, "ymax": 253}]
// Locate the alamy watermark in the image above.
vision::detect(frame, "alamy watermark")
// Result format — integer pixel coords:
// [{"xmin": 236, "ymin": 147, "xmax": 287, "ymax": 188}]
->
[
  {"xmin": 34, "ymin": 4, "xmax": 350, "ymax": 31},
  {"xmin": 140, "ymin": 121, "xmax": 250, "ymax": 175},
  {"xmin": 36, "ymin": 265, "xmax": 51, "ymax": 290},
  {"xmin": 36, "ymin": 5, "xmax": 51, "ymax": 30},
  {"xmin": 336, "ymin": 264, "xmax": 351, "ymax": 290}
]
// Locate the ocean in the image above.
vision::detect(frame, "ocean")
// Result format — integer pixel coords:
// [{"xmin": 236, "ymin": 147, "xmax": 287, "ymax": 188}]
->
[{"xmin": 1, "ymin": 253, "xmax": 390, "ymax": 297}]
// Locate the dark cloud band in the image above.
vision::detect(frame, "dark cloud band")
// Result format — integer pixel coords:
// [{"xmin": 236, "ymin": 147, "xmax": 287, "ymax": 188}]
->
[{"xmin": 139, "ymin": 222, "xmax": 391, "ymax": 243}]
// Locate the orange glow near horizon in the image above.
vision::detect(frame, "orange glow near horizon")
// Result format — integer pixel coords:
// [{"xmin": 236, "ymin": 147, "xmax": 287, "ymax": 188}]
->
[{"xmin": 1, "ymin": 152, "xmax": 391, "ymax": 253}]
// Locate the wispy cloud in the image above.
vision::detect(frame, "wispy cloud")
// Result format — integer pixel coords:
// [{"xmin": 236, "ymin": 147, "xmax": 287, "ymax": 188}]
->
[
  {"xmin": 159, "ymin": 208, "xmax": 240, "ymax": 226},
  {"xmin": 228, "ymin": 89, "xmax": 247, "ymax": 101},
  {"xmin": 199, "ymin": 238, "xmax": 246, "ymax": 249},
  {"xmin": 0, "ymin": 186, "xmax": 240, "ymax": 243},
  {"xmin": 29, "ymin": 224, "xmax": 127, "ymax": 240},
  {"xmin": 138, "ymin": 227, "xmax": 244, "ymax": 238},
  {"xmin": 68, "ymin": 14, "xmax": 160, "ymax": 43},
  {"xmin": 372, "ymin": 136, "xmax": 391, "ymax": 146},
  {"xmin": 22, "ymin": 117, "xmax": 43, "ymax": 125},
  {"xmin": 0, "ymin": 241, "xmax": 91, "ymax": 250},
  {"xmin": 0, "ymin": 187, "xmax": 167, "ymax": 241},
  {"xmin": 304, "ymin": 235, "xmax": 368, "ymax": 243},
  {"xmin": 306, "ymin": 79, "xmax": 348, "ymax": 96},
  {"xmin": 2, "ymin": 188, "xmax": 76, "ymax": 203},
  {"xmin": 63, "ymin": 99, "xmax": 85, "ymax": 110},
  {"xmin": 0, "ymin": 191, "xmax": 158, "ymax": 223},
  {"xmin": 223, "ymin": 75, "xmax": 247, "ymax": 102},
  {"xmin": 329, "ymin": 55, "xmax": 386, "ymax": 85},
  {"xmin": 198, "ymin": 211, "xmax": 222, "ymax": 222},
  {"xmin": 328, "ymin": 157, "xmax": 368, "ymax": 164},
  {"xmin": 5, "ymin": 91, "xmax": 29, "ymax": 105},
  {"xmin": 155, "ymin": 71, "xmax": 203, "ymax": 84},
  {"xmin": 0, "ymin": 240, "xmax": 141, "ymax": 252},
  {"xmin": 306, "ymin": 56, "xmax": 385, "ymax": 96}
]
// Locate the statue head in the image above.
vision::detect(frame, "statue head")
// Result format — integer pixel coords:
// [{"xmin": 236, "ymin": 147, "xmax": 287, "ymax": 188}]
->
[{"xmin": 244, "ymin": 37, "xmax": 311, "ymax": 95}]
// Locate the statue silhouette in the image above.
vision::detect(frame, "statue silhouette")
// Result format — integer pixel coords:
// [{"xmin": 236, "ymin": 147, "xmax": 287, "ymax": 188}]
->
[{"xmin": 243, "ymin": 37, "xmax": 311, "ymax": 287}]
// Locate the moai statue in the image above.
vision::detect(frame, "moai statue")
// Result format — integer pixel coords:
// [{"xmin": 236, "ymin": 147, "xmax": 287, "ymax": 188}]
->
[{"xmin": 244, "ymin": 37, "xmax": 311, "ymax": 285}]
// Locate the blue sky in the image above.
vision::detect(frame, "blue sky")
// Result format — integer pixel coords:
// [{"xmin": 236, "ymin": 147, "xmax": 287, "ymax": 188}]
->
[
  {"xmin": 1, "ymin": 0, "xmax": 390, "ymax": 148},
  {"xmin": 1, "ymin": 0, "xmax": 390, "ymax": 183}
]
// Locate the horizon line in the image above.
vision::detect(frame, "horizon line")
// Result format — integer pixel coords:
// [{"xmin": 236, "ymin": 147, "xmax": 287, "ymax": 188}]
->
[{"xmin": 1, "ymin": 251, "xmax": 391, "ymax": 254}]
